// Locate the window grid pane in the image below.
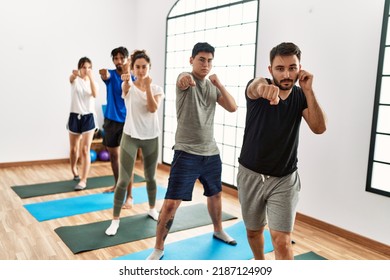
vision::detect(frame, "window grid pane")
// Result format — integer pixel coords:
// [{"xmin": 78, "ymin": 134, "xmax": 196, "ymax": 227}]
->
[
  {"xmin": 367, "ymin": 0, "xmax": 390, "ymax": 197},
  {"xmin": 163, "ymin": 0, "xmax": 259, "ymax": 187}
]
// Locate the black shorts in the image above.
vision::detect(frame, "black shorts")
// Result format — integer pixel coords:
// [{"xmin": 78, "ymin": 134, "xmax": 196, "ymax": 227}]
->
[
  {"xmin": 103, "ymin": 118, "xmax": 124, "ymax": 147},
  {"xmin": 67, "ymin": 113, "xmax": 96, "ymax": 134}
]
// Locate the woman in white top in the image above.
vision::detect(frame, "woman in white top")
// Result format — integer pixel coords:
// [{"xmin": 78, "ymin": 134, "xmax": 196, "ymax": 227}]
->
[
  {"xmin": 105, "ymin": 50, "xmax": 164, "ymax": 235},
  {"xmin": 67, "ymin": 57, "xmax": 98, "ymax": 190}
]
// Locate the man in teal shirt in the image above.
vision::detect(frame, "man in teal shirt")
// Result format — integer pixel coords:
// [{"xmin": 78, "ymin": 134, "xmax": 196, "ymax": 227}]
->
[{"xmin": 99, "ymin": 46, "xmax": 134, "ymax": 208}]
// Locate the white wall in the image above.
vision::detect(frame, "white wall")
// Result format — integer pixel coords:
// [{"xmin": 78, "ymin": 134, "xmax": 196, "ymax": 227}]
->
[
  {"xmin": 0, "ymin": 0, "xmax": 137, "ymax": 162},
  {"xmin": 1, "ymin": 0, "xmax": 389, "ymax": 246}
]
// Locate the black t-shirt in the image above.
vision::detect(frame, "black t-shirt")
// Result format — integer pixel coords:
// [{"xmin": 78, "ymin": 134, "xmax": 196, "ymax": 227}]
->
[{"xmin": 238, "ymin": 78, "xmax": 308, "ymax": 177}]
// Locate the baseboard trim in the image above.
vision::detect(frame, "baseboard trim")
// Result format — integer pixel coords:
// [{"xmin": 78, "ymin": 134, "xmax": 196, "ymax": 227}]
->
[
  {"xmin": 296, "ymin": 212, "xmax": 390, "ymax": 256},
  {"xmin": 0, "ymin": 158, "xmax": 69, "ymax": 168}
]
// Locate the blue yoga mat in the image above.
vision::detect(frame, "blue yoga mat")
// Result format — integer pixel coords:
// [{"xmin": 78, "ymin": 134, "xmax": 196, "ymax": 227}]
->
[
  {"xmin": 24, "ymin": 185, "xmax": 167, "ymax": 222},
  {"xmin": 114, "ymin": 220, "xmax": 274, "ymax": 260}
]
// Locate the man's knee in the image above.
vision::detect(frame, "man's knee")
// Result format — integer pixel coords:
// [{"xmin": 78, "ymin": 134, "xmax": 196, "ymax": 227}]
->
[
  {"xmin": 246, "ymin": 227, "xmax": 265, "ymax": 239},
  {"xmin": 163, "ymin": 199, "xmax": 181, "ymax": 213},
  {"xmin": 208, "ymin": 191, "xmax": 221, "ymax": 202},
  {"xmin": 271, "ymin": 230, "xmax": 292, "ymax": 250}
]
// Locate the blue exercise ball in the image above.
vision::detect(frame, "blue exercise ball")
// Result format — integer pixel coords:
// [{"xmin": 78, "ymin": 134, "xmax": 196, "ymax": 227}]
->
[{"xmin": 90, "ymin": 149, "xmax": 97, "ymax": 162}]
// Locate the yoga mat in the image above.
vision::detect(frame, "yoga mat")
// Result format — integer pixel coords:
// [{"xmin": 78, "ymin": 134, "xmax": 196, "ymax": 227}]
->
[
  {"xmin": 55, "ymin": 203, "xmax": 237, "ymax": 254},
  {"xmin": 11, "ymin": 174, "xmax": 145, "ymax": 198},
  {"xmin": 24, "ymin": 185, "xmax": 166, "ymax": 222},
  {"xmin": 114, "ymin": 220, "xmax": 274, "ymax": 260},
  {"xmin": 295, "ymin": 251, "xmax": 327, "ymax": 260}
]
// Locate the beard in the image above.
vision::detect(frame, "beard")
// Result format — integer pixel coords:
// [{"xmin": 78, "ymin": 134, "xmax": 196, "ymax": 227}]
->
[
  {"xmin": 272, "ymin": 76, "xmax": 298, "ymax": 91},
  {"xmin": 116, "ymin": 64, "xmax": 123, "ymax": 72}
]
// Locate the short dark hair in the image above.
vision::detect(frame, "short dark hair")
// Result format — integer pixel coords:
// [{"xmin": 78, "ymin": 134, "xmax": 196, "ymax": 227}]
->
[
  {"xmin": 191, "ymin": 42, "xmax": 215, "ymax": 58},
  {"xmin": 111, "ymin": 46, "xmax": 129, "ymax": 59},
  {"xmin": 78, "ymin": 57, "xmax": 92, "ymax": 69},
  {"xmin": 270, "ymin": 42, "xmax": 301, "ymax": 64}
]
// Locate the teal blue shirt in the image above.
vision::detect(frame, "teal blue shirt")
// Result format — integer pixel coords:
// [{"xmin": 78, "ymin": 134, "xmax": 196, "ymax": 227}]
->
[{"xmin": 103, "ymin": 69, "xmax": 126, "ymax": 123}]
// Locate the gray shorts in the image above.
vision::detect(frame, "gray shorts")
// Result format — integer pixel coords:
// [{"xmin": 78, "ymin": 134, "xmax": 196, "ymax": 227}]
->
[{"xmin": 236, "ymin": 164, "xmax": 301, "ymax": 232}]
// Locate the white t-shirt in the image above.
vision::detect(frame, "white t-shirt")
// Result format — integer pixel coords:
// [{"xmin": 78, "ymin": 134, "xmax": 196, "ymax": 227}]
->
[
  {"xmin": 122, "ymin": 83, "xmax": 164, "ymax": 140},
  {"xmin": 70, "ymin": 77, "xmax": 98, "ymax": 114}
]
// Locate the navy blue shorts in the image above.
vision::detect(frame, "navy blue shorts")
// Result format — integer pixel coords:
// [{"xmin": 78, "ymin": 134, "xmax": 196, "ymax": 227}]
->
[
  {"xmin": 165, "ymin": 150, "xmax": 222, "ymax": 201},
  {"xmin": 67, "ymin": 113, "xmax": 96, "ymax": 134}
]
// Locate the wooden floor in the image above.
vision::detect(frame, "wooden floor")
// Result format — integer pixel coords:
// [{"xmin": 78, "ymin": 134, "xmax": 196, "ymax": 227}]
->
[{"xmin": 0, "ymin": 160, "xmax": 389, "ymax": 260}]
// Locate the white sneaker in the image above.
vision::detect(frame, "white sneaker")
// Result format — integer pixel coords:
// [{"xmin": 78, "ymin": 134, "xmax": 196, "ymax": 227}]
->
[
  {"xmin": 148, "ymin": 208, "xmax": 159, "ymax": 221},
  {"xmin": 74, "ymin": 184, "xmax": 86, "ymax": 191},
  {"xmin": 105, "ymin": 220, "xmax": 120, "ymax": 236},
  {"xmin": 146, "ymin": 249, "xmax": 164, "ymax": 260},
  {"xmin": 213, "ymin": 231, "xmax": 237, "ymax": 245}
]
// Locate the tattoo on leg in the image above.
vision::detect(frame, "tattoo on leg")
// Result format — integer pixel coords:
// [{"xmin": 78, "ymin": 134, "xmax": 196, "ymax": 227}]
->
[{"xmin": 163, "ymin": 217, "xmax": 174, "ymax": 242}]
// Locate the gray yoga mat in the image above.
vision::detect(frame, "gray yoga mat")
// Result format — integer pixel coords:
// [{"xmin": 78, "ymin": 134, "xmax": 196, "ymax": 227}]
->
[
  {"xmin": 11, "ymin": 174, "xmax": 145, "ymax": 198},
  {"xmin": 54, "ymin": 203, "xmax": 237, "ymax": 254}
]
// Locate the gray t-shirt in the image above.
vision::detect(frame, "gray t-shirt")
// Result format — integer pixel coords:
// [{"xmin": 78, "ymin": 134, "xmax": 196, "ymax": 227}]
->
[{"xmin": 174, "ymin": 73, "xmax": 221, "ymax": 155}]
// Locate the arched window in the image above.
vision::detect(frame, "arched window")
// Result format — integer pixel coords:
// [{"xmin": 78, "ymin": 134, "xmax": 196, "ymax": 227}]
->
[
  {"xmin": 367, "ymin": 0, "xmax": 390, "ymax": 197},
  {"xmin": 162, "ymin": 0, "xmax": 259, "ymax": 188}
]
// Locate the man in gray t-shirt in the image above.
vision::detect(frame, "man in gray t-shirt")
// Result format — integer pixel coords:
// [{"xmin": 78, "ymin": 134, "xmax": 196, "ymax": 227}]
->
[
  {"xmin": 174, "ymin": 71, "xmax": 221, "ymax": 155},
  {"xmin": 147, "ymin": 42, "xmax": 238, "ymax": 260}
]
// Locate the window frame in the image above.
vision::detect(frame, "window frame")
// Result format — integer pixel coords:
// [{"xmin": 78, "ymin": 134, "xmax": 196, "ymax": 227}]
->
[{"xmin": 366, "ymin": 0, "xmax": 390, "ymax": 197}]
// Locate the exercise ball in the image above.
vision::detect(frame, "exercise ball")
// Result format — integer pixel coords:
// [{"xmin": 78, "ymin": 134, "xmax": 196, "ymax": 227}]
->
[
  {"xmin": 98, "ymin": 150, "xmax": 110, "ymax": 161},
  {"xmin": 90, "ymin": 149, "xmax": 97, "ymax": 162}
]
